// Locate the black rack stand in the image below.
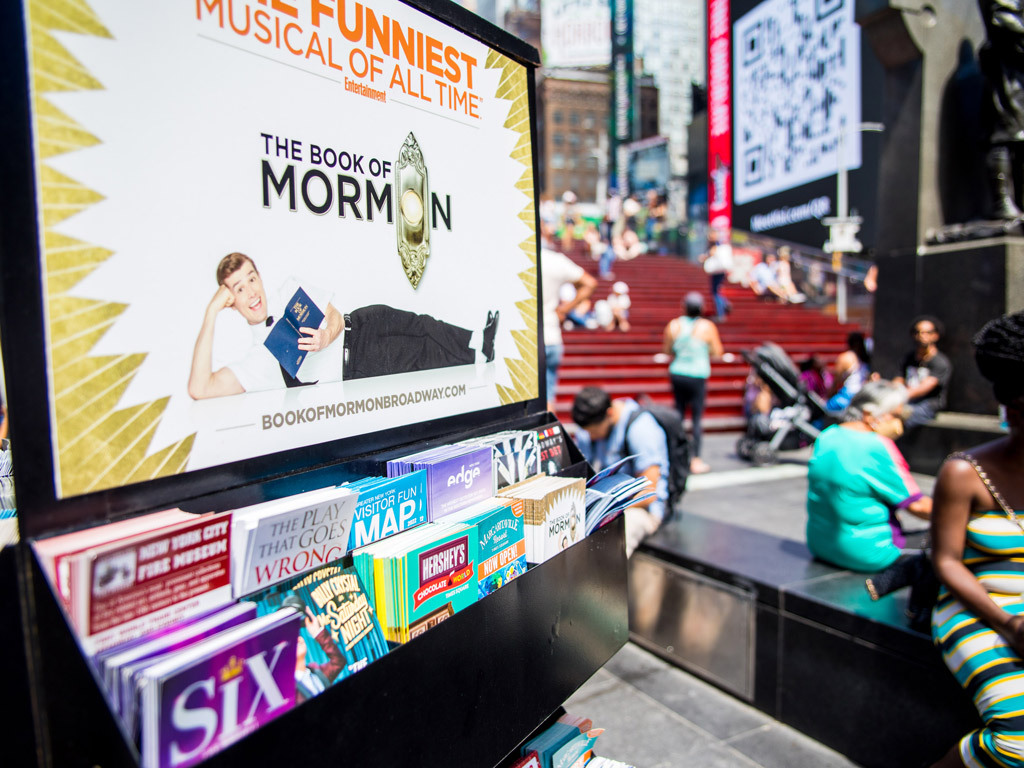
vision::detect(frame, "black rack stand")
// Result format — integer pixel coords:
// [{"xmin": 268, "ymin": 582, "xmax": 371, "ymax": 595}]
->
[
  {"xmin": 19, "ymin": 513, "xmax": 626, "ymax": 767},
  {"xmin": 5, "ymin": 414, "xmax": 627, "ymax": 768},
  {"xmin": 0, "ymin": 1, "xmax": 629, "ymax": 764}
]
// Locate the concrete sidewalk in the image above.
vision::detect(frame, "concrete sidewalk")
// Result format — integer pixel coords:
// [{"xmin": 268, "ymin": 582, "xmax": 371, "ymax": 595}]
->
[
  {"xmin": 567, "ymin": 643, "xmax": 859, "ymax": 768},
  {"xmin": 563, "ymin": 432, "xmax": 935, "ymax": 768}
]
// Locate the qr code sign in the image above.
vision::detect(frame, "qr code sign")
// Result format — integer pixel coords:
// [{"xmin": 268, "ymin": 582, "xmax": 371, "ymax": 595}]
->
[{"xmin": 733, "ymin": 0, "xmax": 861, "ymax": 205}]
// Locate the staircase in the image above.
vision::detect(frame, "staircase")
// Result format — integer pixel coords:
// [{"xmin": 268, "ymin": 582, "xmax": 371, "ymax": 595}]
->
[{"xmin": 553, "ymin": 250, "xmax": 862, "ymax": 429}]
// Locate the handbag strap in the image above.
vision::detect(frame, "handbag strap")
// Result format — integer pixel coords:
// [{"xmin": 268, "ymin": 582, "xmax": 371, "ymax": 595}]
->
[{"xmin": 948, "ymin": 450, "xmax": 1022, "ymax": 528}]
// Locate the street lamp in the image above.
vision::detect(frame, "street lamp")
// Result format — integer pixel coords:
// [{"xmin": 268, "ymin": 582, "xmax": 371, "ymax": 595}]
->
[{"xmin": 822, "ymin": 120, "xmax": 884, "ymax": 322}]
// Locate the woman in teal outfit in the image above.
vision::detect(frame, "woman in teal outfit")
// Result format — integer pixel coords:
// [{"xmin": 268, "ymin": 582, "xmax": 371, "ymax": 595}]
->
[
  {"xmin": 806, "ymin": 380, "xmax": 932, "ymax": 572},
  {"xmin": 931, "ymin": 312, "xmax": 1024, "ymax": 768},
  {"xmin": 663, "ymin": 292, "xmax": 723, "ymax": 475}
]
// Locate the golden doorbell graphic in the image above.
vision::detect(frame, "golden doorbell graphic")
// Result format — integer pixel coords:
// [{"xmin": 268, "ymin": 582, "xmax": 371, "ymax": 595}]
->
[{"xmin": 396, "ymin": 132, "xmax": 430, "ymax": 289}]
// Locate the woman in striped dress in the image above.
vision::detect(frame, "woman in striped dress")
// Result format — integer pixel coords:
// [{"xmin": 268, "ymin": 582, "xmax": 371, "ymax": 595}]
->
[{"xmin": 931, "ymin": 311, "xmax": 1024, "ymax": 767}]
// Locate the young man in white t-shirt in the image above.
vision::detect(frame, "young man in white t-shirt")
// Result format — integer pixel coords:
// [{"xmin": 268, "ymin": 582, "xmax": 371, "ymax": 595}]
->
[
  {"xmin": 188, "ymin": 252, "xmax": 344, "ymax": 398},
  {"xmin": 189, "ymin": 253, "xmax": 498, "ymax": 398},
  {"xmin": 539, "ymin": 248, "xmax": 596, "ymax": 412}
]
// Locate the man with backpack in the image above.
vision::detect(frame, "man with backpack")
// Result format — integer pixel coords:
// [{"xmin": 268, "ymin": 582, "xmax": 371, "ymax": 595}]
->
[{"xmin": 571, "ymin": 386, "xmax": 689, "ymax": 556}]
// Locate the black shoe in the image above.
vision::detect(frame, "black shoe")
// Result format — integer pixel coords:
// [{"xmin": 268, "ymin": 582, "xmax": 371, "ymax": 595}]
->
[
  {"xmin": 865, "ymin": 554, "xmax": 922, "ymax": 599},
  {"xmin": 482, "ymin": 310, "xmax": 499, "ymax": 362}
]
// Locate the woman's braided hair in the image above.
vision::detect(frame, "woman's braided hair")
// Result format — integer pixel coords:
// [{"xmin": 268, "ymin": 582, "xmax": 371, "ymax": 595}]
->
[{"xmin": 974, "ymin": 311, "xmax": 1024, "ymax": 405}]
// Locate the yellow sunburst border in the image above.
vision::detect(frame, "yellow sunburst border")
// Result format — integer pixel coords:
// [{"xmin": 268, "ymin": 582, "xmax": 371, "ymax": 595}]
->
[
  {"xmin": 485, "ymin": 50, "xmax": 540, "ymax": 405},
  {"xmin": 27, "ymin": 0, "xmax": 195, "ymax": 499}
]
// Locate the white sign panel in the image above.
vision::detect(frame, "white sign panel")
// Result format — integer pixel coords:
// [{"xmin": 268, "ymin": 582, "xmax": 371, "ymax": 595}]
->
[{"xmin": 22, "ymin": 0, "xmax": 538, "ymax": 498}]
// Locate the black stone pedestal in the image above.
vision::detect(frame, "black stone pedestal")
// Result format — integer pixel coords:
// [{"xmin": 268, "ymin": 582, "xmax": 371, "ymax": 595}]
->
[
  {"xmin": 897, "ymin": 412, "xmax": 1005, "ymax": 474},
  {"xmin": 873, "ymin": 236, "xmax": 1024, "ymax": 414},
  {"xmin": 632, "ymin": 517, "xmax": 979, "ymax": 768}
]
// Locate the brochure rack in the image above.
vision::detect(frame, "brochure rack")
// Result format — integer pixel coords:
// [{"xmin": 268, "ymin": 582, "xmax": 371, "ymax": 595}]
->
[
  {"xmin": 0, "ymin": 1, "xmax": 629, "ymax": 766},
  {"xmin": 13, "ymin": 418, "xmax": 627, "ymax": 768},
  {"xmin": 2, "ymin": 416, "xmax": 627, "ymax": 768}
]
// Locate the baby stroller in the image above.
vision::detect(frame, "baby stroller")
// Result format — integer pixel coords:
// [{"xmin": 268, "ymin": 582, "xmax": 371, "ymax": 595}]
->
[{"xmin": 736, "ymin": 342, "xmax": 830, "ymax": 466}]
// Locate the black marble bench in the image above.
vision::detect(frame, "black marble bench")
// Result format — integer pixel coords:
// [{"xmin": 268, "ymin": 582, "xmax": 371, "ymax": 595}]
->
[{"xmin": 629, "ymin": 516, "xmax": 979, "ymax": 768}]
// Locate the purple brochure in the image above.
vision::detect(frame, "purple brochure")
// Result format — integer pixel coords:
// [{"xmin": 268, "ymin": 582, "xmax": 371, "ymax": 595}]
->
[
  {"xmin": 142, "ymin": 609, "xmax": 300, "ymax": 768},
  {"xmin": 422, "ymin": 446, "xmax": 494, "ymax": 521},
  {"xmin": 111, "ymin": 603, "xmax": 258, "ymax": 727}
]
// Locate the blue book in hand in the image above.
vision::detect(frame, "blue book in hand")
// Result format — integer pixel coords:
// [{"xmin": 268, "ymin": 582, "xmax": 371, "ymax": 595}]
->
[{"xmin": 264, "ymin": 287, "xmax": 324, "ymax": 378}]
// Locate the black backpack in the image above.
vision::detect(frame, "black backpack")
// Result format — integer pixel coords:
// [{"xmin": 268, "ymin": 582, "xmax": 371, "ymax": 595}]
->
[{"xmin": 623, "ymin": 404, "xmax": 690, "ymax": 520}]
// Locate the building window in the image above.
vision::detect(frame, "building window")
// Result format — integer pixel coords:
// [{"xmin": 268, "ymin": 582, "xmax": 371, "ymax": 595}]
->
[
  {"xmin": 553, "ymin": 110, "xmax": 563, "ymax": 124},
  {"xmin": 569, "ymin": 111, "xmax": 580, "ymax": 126},
  {"xmin": 551, "ymin": 153, "xmax": 565, "ymax": 169},
  {"xmin": 553, "ymin": 133, "xmax": 564, "ymax": 147}
]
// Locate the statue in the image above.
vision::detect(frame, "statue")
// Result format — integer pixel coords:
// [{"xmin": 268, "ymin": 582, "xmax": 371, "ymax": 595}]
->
[
  {"xmin": 929, "ymin": 2, "xmax": 1024, "ymax": 243},
  {"xmin": 979, "ymin": 0, "xmax": 1024, "ymax": 220}
]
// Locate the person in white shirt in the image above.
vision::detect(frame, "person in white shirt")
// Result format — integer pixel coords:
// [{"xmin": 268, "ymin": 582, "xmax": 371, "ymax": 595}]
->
[
  {"xmin": 749, "ymin": 252, "xmax": 788, "ymax": 301},
  {"xmin": 601, "ymin": 281, "xmax": 632, "ymax": 332},
  {"xmin": 540, "ymin": 248, "xmax": 596, "ymax": 412},
  {"xmin": 188, "ymin": 252, "xmax": 344, "ymax": 398},
  {"xmin": 189, "ymin": 252, "xmax": 497, "ymax": 398}
]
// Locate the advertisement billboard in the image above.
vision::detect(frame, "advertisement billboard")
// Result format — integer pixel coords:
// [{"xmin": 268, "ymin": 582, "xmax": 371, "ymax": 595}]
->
[
  {"xmin": 707, "ymin": 0, "xmax": 732, "ymax": 234},
  {"xmin": 541, "ymin": 0, "xmax": 612, "ymax": 68},
  {"xmin": 732, "ymin": 0, "xmax": 861, "ymax": 205},
  {"xmin": 729, "ymin": 0, "xmax": 884, "ymax": 250},
  {"xmin": 627, "ymin": 136, "xmax": 671, "ymax": 194},
  {"xmin": 610, "ymin": 0, "xmax": 635, "ymax": 194},
  {"xmin": 12, "ymin": 0, "xmax": 539, "ymax": 501}
]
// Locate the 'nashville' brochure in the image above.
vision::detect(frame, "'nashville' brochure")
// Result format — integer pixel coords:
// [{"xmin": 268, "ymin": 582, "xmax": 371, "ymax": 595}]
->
[{"xmin": 244, "ymin": 563, "xmax": 389, "ymax": 697}]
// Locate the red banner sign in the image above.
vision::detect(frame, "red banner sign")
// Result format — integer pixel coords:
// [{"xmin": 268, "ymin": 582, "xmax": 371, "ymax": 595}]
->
[{"xmin": 708, "ymin": 0, "xmax": 732, "ymax": 235}]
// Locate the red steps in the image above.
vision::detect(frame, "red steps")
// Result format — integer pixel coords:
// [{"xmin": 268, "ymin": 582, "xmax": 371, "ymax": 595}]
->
[
  {"xmin": 550, "ymin": 251, "xmax": 862, "ymax": 429},
  {"xmin": 563, "ymin": 340, "xmax": 845, "ymax": 355}
]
